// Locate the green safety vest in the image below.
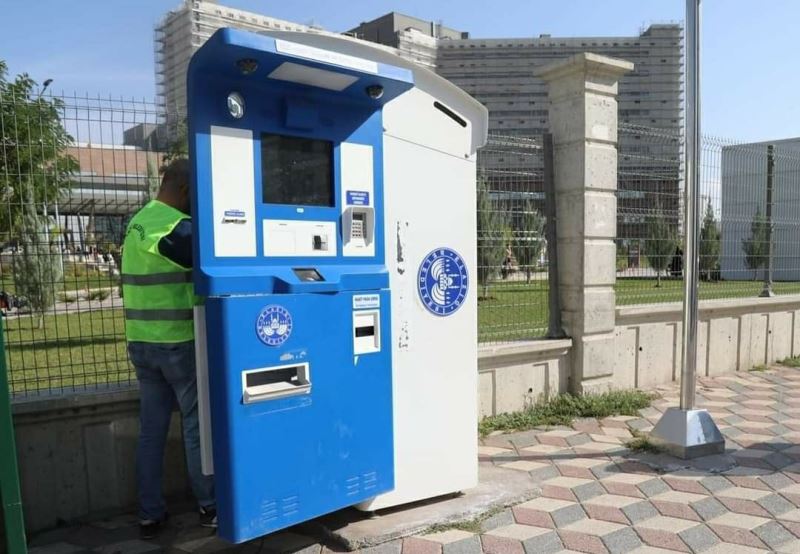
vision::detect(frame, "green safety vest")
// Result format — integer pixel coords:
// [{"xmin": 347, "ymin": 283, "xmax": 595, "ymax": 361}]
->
[{"xmin": 121, "ymin": 200, "xmax": 196, "ymax": 343}]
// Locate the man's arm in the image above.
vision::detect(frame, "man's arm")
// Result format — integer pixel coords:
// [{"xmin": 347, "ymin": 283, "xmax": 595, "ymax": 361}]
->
[{"xmin": 158, "ymin": 218, "xmax": 192, "ymax": 269}]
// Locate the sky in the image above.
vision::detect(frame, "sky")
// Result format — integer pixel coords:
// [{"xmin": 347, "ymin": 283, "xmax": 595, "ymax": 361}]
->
[{"xmin": 1, "ymin": 0, "xmax": 798, "ymax": 142}]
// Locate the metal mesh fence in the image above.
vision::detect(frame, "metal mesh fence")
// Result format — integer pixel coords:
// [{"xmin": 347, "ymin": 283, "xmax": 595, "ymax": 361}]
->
[
  {"xmin": 13, "ymin": 88, "xmax": 798, "ymax": 395},
  {"xmin": 476, "ymin": 134, "xmax": 548, "ymax": 343},
  {"xmin": 0, "ymin": 84, "xmax": 552, "ymax": 396},
  {"xmin": 0, "ymin": 86, "xmax": 183, "ymax": 397},
  {"xmin": 616, "ymin": 124, "xmax": 800, "ymax": 305}
]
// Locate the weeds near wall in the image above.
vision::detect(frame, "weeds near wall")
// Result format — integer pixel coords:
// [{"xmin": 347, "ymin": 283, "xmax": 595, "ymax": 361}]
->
[{"xmin": 478, "ymin": 390, "xmax": 654, "ymax": 436}]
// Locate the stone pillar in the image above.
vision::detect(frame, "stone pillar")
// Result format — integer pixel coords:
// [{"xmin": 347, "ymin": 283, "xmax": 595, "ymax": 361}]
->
[{"xmin": 535, "ymin": 53, "xmax": 633, "ymax": 395}]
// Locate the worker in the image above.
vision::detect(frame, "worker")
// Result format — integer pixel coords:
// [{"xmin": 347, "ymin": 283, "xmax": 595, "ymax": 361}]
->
[{"xmin": 121, "ymin": 159, "xmax": 215, "ymax": 539}]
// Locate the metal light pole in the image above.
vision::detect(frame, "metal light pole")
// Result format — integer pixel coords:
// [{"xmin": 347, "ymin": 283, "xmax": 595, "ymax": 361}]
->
[
  {"xmin": 650, "ymin": 0, "xmax": 725, "ymax": 459},
  {"xmin": 759, "ymin": 144, "xmax": 775, "ymax": 298}
]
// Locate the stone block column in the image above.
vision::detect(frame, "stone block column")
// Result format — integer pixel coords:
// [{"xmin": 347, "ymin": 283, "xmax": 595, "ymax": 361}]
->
[{"xmin": 535, "ymin": 53, "xmax": 633, "ymax": 395}]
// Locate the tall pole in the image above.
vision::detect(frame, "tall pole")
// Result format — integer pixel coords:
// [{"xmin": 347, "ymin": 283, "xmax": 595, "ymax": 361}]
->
[
  {"xmin": 679, "ymin": 0, "xmax": 701, "ymax": 411},
  {"xmin": 760, "ymin": 145, "xmax": 775, "ymax": 297},
  {"xmin": 649, "ymin": 0, "xmax": 724, "ymax": 458}
]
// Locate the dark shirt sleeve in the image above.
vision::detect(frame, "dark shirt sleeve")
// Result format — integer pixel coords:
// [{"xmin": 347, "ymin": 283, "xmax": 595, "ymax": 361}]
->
[{"xmin": 157, "ymin": 218, "xmax": 193, "ymax": 269}]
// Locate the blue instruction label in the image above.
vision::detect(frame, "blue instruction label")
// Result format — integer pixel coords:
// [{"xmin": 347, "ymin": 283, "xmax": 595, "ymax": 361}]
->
[{"xmin": 346, "ymin": 191, "xmax": 370, "ymax": 206}]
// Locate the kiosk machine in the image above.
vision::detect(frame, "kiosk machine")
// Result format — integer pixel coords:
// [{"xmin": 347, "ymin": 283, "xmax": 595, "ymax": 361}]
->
[{"xmin": 188, "ymin": 29, "xmax": 487, "ymax": 543}]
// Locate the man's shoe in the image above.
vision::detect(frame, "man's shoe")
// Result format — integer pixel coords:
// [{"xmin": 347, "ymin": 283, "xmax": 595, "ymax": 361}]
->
[
  {"xmin": 199, "ymin": 505, "xmax": 218, "ymax": 528},
  {"xmin": 139, "ymin": 519, "xmax": 163, "ymax": 540}
]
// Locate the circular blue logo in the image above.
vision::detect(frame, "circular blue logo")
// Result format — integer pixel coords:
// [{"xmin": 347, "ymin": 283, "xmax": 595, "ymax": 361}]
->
[
  {"xmin": 256, "ymin": 305, "xmax": 293, "ymax": 346},
  {"xmin": 418, "ymin": 248, "xmax": 469, "ymax": 316}
]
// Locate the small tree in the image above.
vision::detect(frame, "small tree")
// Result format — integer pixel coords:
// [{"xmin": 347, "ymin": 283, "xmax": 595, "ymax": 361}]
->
[
  {"xmin": 145, "ymin": 158, "xmax": 160, "ymax": 202},
  {"xmin": 513, "ymin": 200, "xmax": 545, "ymax": 283},
  {"xmin": 644, "ymin": 211, "xmax": 677, "ymax": 287},
  {"xmin": 477, "ymin": 175, "xmax": 507, "ymax": 298},
  {"xmin": 12, "ymin": 194, "xmax": 63, "ymax": 328},
  {"xmin": 0, "ymin": 60, "xmax": 77, "ymax": 239},
  {"xmin": 742, "ymin": 207, "xmax": 770, "ymax": 280},
  {"xmin": 699, "ymin": 200, "xmax": 721, "ymax": 281}
]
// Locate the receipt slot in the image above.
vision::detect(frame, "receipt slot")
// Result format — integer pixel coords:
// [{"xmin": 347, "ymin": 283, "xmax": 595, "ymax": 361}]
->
[{"xmin": 188, "ymin": 29, "xmax": 412, "ymax": 543}]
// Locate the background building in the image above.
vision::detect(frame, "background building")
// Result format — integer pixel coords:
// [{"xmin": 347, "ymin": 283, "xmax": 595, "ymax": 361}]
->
[
  {"xmin": 350, "ymin": 14, "xmax": 683, "ymax": 240},
  {"xmin": 149, "ymin": 3, "xmax": 683, "ymax": 240},
  {"xmin": 155, "ymin": 0, "xmax": 327, "ymax": 115},
  {"xmin": 721, "ymin": 138, "xmax": 800, "ymax": 281}
]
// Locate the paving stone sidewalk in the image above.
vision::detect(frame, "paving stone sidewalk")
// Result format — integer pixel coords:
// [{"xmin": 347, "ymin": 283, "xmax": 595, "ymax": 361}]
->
[{"xmin": 27, "ymin": 366, "xmax": 800, "ymax": 553}]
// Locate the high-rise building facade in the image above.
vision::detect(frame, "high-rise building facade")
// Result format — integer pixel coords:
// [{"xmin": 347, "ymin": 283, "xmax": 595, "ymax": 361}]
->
[
  {"xmin": 154, "ymin": 0, "xmax": 327, "ymax": 114},
  {"xmin": 349, "ymin": 16, "xmax": 683, "ymax": 136},
  {"xmin": 350, "ymin": 16, "xmax": 684, "ymax": 241}
]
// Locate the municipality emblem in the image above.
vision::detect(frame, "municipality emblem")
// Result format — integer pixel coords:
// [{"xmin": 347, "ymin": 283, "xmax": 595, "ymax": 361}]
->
[
  {"xmin": 256, "ymin": 305, "xmax": 293, "ymax": 346},
  {"xmin": 418, "ymin": 248, "xmax": 468, "ymax": 316}
]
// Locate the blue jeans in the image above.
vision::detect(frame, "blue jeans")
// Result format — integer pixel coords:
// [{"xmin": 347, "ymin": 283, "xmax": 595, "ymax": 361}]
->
[{"xmin": 129, "ymin": 341, "xmax": 215, "ymax": 521}]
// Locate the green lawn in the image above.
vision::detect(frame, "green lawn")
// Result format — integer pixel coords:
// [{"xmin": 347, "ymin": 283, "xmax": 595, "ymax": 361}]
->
[
  {"xmin": 5, "ymin": 276, "xmax": 800, "ymax": 394},
  {"xmin": 478, "ymin": 280, "xmax": 549, "ymax": 342},
  {"xmin": 478, "ymin": 276, "xmax": 800, "ymax": 343},
  {"xmin": 0, "ymin": 263, "xmax": 118, "ymax": 295},
  {"xmin": 616, "ymin": 277, "xmax": 800, "ymax": 305},
  {"xmin": 4, "ymin": 308, "xmax": 131, "ymax": 394}
]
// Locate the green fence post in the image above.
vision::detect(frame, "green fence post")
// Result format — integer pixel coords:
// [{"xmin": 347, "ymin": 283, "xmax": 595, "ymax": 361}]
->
[{"xmin": 0, "ymin": 315, "xmax": 27, "ymax": 554}]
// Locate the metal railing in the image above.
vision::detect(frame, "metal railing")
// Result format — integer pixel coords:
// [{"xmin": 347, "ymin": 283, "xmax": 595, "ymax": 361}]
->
[
  {"xmin": 616, "ymin": 124, "xmax": 800, "ymax": 305},
  {"xmin": 11, "ymin": 85, "xmax": 797, "ymax": 396},
  {"xmin": 0, "ymin": 85, "xmax": 183, "ymax": 397},
  {"xmin": 0, "ymin": 82, "xmax": 554, "ymax": 396},
  {"xmin": 476, "ymin": 133, "xmax": 549, "ymax": 343}
]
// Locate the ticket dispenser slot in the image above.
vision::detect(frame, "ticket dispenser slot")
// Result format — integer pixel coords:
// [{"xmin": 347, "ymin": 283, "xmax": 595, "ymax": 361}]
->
[
  {"xmin": 242, "ymin": 363, "xmax": 310, "ymax": 404},
  {"xmin": 353, "ymin": 310, "xmax": 380, "ymax": 354}
]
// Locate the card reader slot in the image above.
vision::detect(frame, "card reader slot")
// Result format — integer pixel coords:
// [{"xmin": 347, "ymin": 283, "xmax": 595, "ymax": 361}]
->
[
  {"xmin": 355, "ymin": 325, "xmax": 375, "ymax": 338},
  {"xmin": 242, "ymin": 363, "xmax": 310, "ymax": 404}
]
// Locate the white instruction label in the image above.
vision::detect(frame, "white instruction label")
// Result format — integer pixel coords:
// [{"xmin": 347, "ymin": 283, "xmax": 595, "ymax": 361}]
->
[{"xmin": 353, "ymin": 294, "xmax": 380, "ymax": 310}]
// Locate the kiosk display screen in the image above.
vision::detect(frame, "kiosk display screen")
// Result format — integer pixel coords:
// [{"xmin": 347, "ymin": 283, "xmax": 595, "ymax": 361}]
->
[{"xmin": 261, "ymin": 133, "xmax": 334, "ymax": 207}]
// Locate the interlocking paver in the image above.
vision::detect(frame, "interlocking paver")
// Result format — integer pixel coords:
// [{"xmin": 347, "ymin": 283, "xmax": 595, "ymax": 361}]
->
[
  {"xmin": 751, "ymin": 520, "xmax": 797, "ymax": 551},
  {"xmin": 30, "ymin": 366, "xmax": 800, "ymax": 554},
  {"xmin": 512, "ymin": 497, "xmax": 585, "ymax": 528},
  {"xmin": 403, "ymin": 537, "xmax": 443, "ymax": 554},
  {"xmin": 678, "ymin": 524, "xmax": 720, "ymax": 552}
]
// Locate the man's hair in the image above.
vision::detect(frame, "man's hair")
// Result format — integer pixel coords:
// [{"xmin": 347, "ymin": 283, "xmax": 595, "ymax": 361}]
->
[{"xmin": 160, "ymin": 158, "xmax": 190, "ymax": 194}]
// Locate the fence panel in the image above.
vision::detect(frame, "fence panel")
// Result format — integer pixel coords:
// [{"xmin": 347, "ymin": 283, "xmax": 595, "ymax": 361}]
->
[
  {"xmin": 0, "ymin": 88, "xmax": 182, "ymax": 397},
  {"xmin": 476, "ymin": 134, "xmax": 549, "ymax": 343},
  {"xmin": 616, "ymin": 124, "xmax": 800, "ymax": 306}
]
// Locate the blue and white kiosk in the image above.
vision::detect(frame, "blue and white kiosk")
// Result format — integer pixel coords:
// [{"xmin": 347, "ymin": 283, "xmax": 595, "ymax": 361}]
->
[{"xmin": 188, "ymin": 29, "xmax": 487, "ymax": 543}]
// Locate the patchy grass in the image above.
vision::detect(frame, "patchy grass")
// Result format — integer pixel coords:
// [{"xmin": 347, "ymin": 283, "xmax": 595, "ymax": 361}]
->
[
  {"xmin": 424, "ymin": 506, "xmax": 507, "ymax": 535},
  {"xmin": 626, "ymin": 429, "xmax": 663, "ymax": 453},
  {"xmin": 478, "ymin": 390, "xmax": 654, "ymax": 437},
  {"xmin": 749, "ymin": 364, "xmax": 768, "ymax": 372},
  {"xmin": 779, "ymin": 357, "xmax": 800, "ymax": 368}
]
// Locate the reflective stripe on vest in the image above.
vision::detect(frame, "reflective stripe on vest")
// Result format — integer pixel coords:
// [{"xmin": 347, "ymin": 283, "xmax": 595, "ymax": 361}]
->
[
  {"xmin": 125, "ymin": 308, "xmax": 194, "ymax": 321},
  {"xmin": 120, "ymin": 272, "xmax": 192, "ymax": 286},
  {"xmin": 121, "ymin": 200, "xmax": 196, "ymax": 343}
]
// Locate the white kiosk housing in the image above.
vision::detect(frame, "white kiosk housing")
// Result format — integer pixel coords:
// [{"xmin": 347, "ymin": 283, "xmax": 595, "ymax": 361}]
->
[{"xmin": 272, "ymin": 31, "xmax": 487, "ymax": 511}]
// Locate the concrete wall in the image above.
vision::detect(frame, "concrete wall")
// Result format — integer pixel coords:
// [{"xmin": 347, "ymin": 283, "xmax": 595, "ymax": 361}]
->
[
  {"xmin": 615, "ymin": 295, "xmax": 800, "ymax": 389},
  {"xmin": 478, "ymin": 339, "xmax": 571, "ymax": 418},
  {"xmin": 10, "ymin": 390, "xmax": 191, "ymax": 533}
]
